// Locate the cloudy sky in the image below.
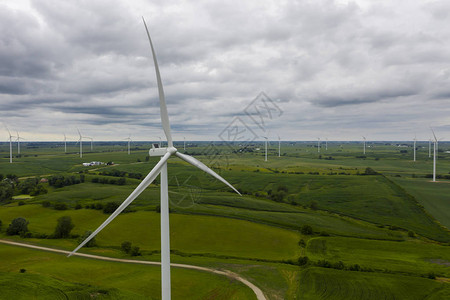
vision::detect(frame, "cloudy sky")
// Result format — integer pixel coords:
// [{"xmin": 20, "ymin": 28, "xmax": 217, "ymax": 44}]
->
[{"xmin": 1, "ymin": 0, "xmax": 449, "ymax": 142}]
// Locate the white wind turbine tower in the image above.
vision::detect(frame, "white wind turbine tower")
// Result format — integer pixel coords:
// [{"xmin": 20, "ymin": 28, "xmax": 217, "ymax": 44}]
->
[
  {"xmin": 69, "ymin": 18, "xmax": 241, "ymax": 300},
  {"xmin": 413, "ymin": 135, "xmax": 416, "ymax": 162},
  {"xmin": 325, "ymin": 138, "xmax": 328, "ymax": 151},
  {"xmin": 5, "ymin": 126, "xmax": 15, "ymax": 163},
  {"xmin": 124, "ymin": 136, "xmax": 132, "ymax": 155},
  {"xmin": 278, "ymin": 135, "xmax": 281, "ymax": 157},
  {"xmin": 76, "ymin": 129, "xmax": 86, "ymax": 158},
  {"xmin": 362, "ymin": 136, "xmax": 366, "ymax": 154},
  {"xmin": 317, "ymin": 138, "xmax": 321, "ymax": 153},
  {"xmin": 429, "ymin": 139, "xmax": 431, "ymax": 158},
  {"xmin": 16, "ymin": 131, "xmax": 25, "ymax": 155},
  {"xmin": 264, "ymin": 136, "xmax": 268, "ymax": 161},
  {"xmin": 86, "ymin": 137, "xmax": 94, "ymax": 151},
  {"xmin": 431, "ymin": 128, "xmax": 438, "ymax": 182},
  {"xmin": 183, "ymin": 136, "xmax": 186, "ymax": 151}
]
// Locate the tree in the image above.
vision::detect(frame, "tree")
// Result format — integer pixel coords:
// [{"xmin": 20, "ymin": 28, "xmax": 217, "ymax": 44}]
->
[
  {"xmin": 298, "ymin": 239, "xmax": 306, "ymax": 247},
  {"xmin": 130, "ymin": 246, "xmax": 141, "ymax": 256},
  {"xmin": 6, "ymin": 218, "xmax": 29, "ymax": 236},
  {"xmin": 79, "ymin": 231, "xmax": 97, "ymax": 247},
  {"xmin": 364, "ymin": 167, "xmax": 378, "ymax": 175},
  {"xmin": 298, "ymin": 256, "xmax": 309, "ymax": 266},
  {"xmin": 54, "ymin": 203, "xmax": 68, "ymax": 210},
  {"xmin": 300, "ymin": 225, "xmax": 313, "ymax": 235},
  {"xmin": 54, "ymin": 216, "xmax": 75, "ymax": 238},
  {"xmin": 121, "ymin": 241, "xmax": 132, "ymax": 254},
  {"xmin": 103, "ymin": 202, "xmax": 120, "ymax": 214},
  {"xmin": 18, "ymin": 178, "xmax": 38, "ymax": 194},
  {"xmin": 0, "ymin": 181, "xmax": 14, "ymax": 203},
  {"xmin": 30, "ymin": 184, "xmax": 47, "ymax": 196}
]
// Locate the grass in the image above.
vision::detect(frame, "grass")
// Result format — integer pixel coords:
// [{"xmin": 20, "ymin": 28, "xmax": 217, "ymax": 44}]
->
[
  {"xmin": 0, "ymin": 243, "xmax": 256, "ymax": 299},
  {"xmin": 0, "ymin": 205, "xmax": 301, "ymax": 261}
]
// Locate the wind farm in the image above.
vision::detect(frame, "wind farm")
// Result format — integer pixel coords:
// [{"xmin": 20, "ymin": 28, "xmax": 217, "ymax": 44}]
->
[{"xmin": 1, "ymin": 1, "xmax": 450, "ymax": 299}]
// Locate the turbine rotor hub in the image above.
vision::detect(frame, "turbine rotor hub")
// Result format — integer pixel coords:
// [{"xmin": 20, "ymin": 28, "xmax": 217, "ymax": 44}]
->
[{"xmin": 167, "ymin": 146, "xmax": 177, "ymax": 154}]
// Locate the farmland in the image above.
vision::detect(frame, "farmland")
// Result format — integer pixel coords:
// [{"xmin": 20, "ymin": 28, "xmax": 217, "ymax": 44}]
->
[{"xmin": 0, "ymin": 140, "xmax": 449, "ymax": 299}]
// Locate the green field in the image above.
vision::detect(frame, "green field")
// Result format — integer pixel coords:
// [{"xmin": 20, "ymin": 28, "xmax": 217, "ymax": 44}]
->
[
  {"xmin": 0, "ymin": 244, "xmax": 256, "ymax": 300},
  {"xmin": 299, "ymin": 267, "xmax": 450, "ymax": 300},
  {"xmin": 391, "ymin": 177, "xmax": 450, "ymax": 229},
  {"xmin": 0, "ymin": 141, "xmax": 449, "ymax": 299}
]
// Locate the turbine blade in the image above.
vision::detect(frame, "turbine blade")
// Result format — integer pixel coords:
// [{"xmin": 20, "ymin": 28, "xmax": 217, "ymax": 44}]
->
[
  {"xmin": 431, "ymin": 127, "xmax": 437, "ymax": 142},
  {"xmin": 68, "ymin": 151, "xmax": 172, "ymax": 256},
  {"xmin": 142, "ymin": 17, "xmax": 173, "ymax": 148},
  {"xmin": 5, "ymin": 125, "xmax": 11, "ymax": 136},
  {"xmin": 175, "ymin": 152, "xmax": 241, "ymax": 195}
]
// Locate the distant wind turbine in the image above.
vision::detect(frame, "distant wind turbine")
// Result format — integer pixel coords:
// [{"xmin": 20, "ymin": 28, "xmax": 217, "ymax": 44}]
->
[
  {"xmin": 413, "ymin": 135, "xmax": 416, "ymax": 162},
  {"xmin": 87, "ymin": 137, "xmax": 94, "ymax": 151},
  {"xmin": 362, "ymin": 136, "xmax": 366, "ymax": 155},
  {"xmin": 278, "ymin": 135, "xmax": 281, "ymax": 157},
  {"xmin": 5, "ymin": 126, "xmax": 15, "ymax": 163},
  {"xmin": 431, "ymin": 128, "xmax": 440, "ymax": 182},
  {"xmin": 69, "ymin": 18, "xmax": 241, "ymax": 300},
  {"xmin": 15, "ymin": 131, "xmax": 25, "ymax": 155},
  {"xmin": 325, "ymin": 138, "xmax": 328, "ymax": 151},
  {"xmin": 76, "ymin": 129, "xmax": 91, "ymax": 158},
  {"xmin": 124, "ymin": 136, "xmax": 132, "ymax": 155},
  {"xmin": 264, "ymin": 136, "xmax": 268, "ymax": 161},
  {"xmin": 63, "ymin": 133, "xmax": 67, "ymax": 153},
  {"xmin": 429, "ymin": 139, "xmax": 431, "ymax": 158},
  {"xmin": 317, "ymin": 138, "xmax": 321, "ymax": 153},
  {"xmin": 183, "ymin": 136, "xmax": 186, "ymax": 151}
]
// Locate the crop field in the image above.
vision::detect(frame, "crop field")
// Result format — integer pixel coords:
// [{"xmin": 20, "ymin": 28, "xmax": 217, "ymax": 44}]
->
[
  {"xmin": 299, "ymin": 267, "xmax": 450, "ymax": 300},
  {"xmin": 390, "ymin": 177, "xmax": 450, "ymax": 228},
  {"xmin": 0, "ymin": 141, "xmax": 449, "ymax": 299}
]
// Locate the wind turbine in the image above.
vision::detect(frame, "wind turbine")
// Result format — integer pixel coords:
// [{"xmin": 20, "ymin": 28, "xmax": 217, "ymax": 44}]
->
[
  {"xmin": 16, "ymin": 131, "xmax": 25, "ymax": 155},
  {"xmin": 431, "ymin": 128, "xmax": 438, "ymax": 182},
  {"xmin": 77, "ymin": 129, "xmax": 83, "ymax": 158},
  {"xmin": 63, "ymin": 133, "xmax": 67, "ymax": 153},
  {"xmin": 278, "ymin": 135, "xmax": 281, "ymax": 157},
  {"xmin": 362, "ymin": 136, "xmax": 366, "ymax": 155},
  {"xmin": 429, "ymin": 139, "xmax": 431, "ymax": 158},
  {"xmin": 5, "ymin": 126, "xmax": 15, "ymax": 163},
  {"xmin": 413, "ymin": 135, "xmax": 416, "ymax": 162},
  {"xmin": 325, "ymin": 138, "xmax": 328, "ymax": 151},
  {"xmin": 124, "ymin": 136, "xmax": 132, "ymax": 155},
  {"xmin": 264, "ymin": 136, "xmax": 268, "ymax": 161},
  {"xmin": 87, "ymin": 137, "xmax": 94, "ymax": 151},
  {"xmin": 183, "ymin": 136, "xmax": 186, "ymax": 151},
  {"xmin": 68, "ymin": 18, "xmax": 241, "ymax": 300},
  {"xmin": 317, "ymin": 138, "xmax": 321, "ymax": 153}
]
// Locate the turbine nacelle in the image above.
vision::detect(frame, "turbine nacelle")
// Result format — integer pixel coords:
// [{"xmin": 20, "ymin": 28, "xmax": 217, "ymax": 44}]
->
[{"xmin": 149, "ymin": 145, "xmax": 178, "ymax": 157}]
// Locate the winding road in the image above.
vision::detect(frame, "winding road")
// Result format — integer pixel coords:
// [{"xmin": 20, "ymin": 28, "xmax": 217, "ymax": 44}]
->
[{"xmin": 0, "ymin": 239, "xmax": 266, "ymax": 300}]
